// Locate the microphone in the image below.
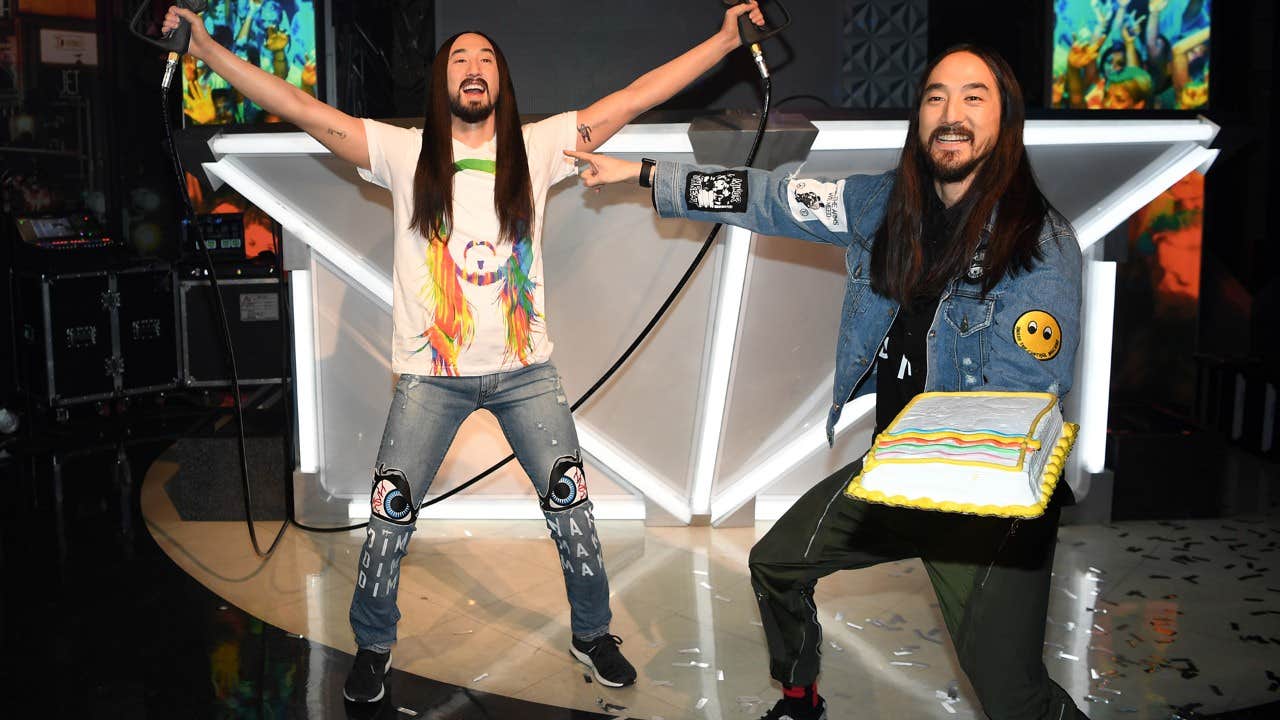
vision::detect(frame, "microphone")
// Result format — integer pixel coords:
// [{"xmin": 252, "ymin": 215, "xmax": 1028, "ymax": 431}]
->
[
  {"xmin": 128, "ymin": 0, "xmax": 209, "ymax": 89},
  {"xmin": 722, "ymin": 0, "xmax": 791, "ymax": 79},
  {"xmin": 161, "ymin": 49, "xmax": 183, "ymax": 90},
  {"xmin": 747, "ymin": 43, "xmax": 769, "ymax": 80}
]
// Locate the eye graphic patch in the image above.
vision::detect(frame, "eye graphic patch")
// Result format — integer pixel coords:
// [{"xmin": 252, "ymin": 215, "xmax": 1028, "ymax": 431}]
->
[
  {"xmin": 685, "ymin": 171, "xmax": 748, "ymax": 212},
  {"xmin": 1012, "ymin": 310, "xmax": 1062, "ymax": 361},
  {"xmin": 370, "ymin": 464, "xmax": 416, "ymax": 525},
  {"xmin": 786, "ymin": 178, "xmax": 847, "ymax": 232},
  {"xmin": 542, "ymin": 454, "xmax": 589, "ymax": 511}
]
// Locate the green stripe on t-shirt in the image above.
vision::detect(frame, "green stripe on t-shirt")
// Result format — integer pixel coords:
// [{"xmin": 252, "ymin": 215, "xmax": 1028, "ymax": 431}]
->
[{"xmin": 454, "ymin": 158, "xmax": 496, "ymax": 175}]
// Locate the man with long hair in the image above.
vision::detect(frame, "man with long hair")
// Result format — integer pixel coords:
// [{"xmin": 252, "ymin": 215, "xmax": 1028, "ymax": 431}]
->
[
  {"xmin": 163, "ymin": 1, "xmax": 766, "ymax": 704},
  {"xmin": 568, "ymin": 46, "xmax": 1087, "ymax": 719}
]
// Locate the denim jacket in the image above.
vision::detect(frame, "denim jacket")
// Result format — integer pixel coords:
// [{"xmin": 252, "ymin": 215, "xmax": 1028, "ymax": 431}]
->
[{"xmin": 652, "ymin": 162, "xmax": 1082, "ymax": 447}]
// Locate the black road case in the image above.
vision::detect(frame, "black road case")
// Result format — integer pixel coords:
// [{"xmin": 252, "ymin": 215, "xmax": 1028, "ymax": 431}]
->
[{"xmin": 14, "ymin": 263, "xmax": 180, "ymax": 408}]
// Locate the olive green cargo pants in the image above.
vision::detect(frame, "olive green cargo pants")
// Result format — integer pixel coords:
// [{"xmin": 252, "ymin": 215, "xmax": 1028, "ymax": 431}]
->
[{"xmin": 748, "ymin": 458, "xmax": 1087, "ymax": 719}]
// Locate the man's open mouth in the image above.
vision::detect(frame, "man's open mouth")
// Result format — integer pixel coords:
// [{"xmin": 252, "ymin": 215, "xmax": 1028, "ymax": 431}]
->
[{"xmin": 933, "ymin": 129, "xmax": 973, "ymax": 146}]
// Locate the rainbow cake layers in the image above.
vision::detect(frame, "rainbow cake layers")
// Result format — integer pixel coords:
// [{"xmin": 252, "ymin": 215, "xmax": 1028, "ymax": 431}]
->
[{"xmin": 844, "ymin": 391, "xmax": 1077, "ymax": 518}]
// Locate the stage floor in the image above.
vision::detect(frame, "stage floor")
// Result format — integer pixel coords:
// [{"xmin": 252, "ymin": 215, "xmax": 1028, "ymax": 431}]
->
[{"xmin": 138, "ymin": 450, "xmax": 1280, "ymax": 719}]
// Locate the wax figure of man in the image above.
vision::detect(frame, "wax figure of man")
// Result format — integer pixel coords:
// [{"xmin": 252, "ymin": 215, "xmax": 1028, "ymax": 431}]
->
[
  {"xmin": 568, "ymin": 45, "xmax": 1087, "ymax": 720},
  {"xmin": 163, "ymin": 1, "xmax": 766, "ymax": 704}
]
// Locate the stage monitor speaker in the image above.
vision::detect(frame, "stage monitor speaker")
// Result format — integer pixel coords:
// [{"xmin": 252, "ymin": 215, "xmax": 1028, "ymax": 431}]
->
[{"xmin": 179, "ymin": 275, "xmax": 286, "ymax": 387}]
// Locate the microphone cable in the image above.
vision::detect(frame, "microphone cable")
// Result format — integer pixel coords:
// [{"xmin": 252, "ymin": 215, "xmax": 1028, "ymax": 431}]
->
[{"xmin": 159, "ymin": 87, "xmax": 290, "ymax": 558}]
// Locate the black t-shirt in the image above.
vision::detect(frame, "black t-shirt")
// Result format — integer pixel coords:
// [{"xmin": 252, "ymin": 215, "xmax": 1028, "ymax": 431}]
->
[{"xmin": 873, "ymin": 193, "xmax": 970, "ymax": 434}]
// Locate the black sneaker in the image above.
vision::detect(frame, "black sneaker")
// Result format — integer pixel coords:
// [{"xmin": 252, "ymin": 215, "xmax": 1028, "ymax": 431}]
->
[
  {"xmin": 569, "ymin": 634, "xmax": 636, "ymax": 688},
  {"xmin": 759, "ymin": 695, "xmax": 828, "ymax": 720},
  {"xmin": 343, "ymin": 648, "xmax": 392, "ymax": 703}
]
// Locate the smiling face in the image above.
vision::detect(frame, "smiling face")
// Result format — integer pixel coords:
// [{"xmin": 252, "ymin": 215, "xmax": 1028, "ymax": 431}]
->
[
  {"xmin": 917, "ymin": 51, "xmax": 1002, "ymax": 186},
  {"xmin": 1013, "ymin": 310, "xmax": 1062, "ymax": 361},
  {"xmin": 1105, "ymin": 83, "xmax": 1138, "ymax": 109},
  {"xmin": 446, "ymin": 33, "xmax": 500, "ymax": 124}
]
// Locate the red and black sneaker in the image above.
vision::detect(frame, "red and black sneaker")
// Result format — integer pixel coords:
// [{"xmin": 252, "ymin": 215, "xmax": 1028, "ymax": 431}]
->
[{"xmin": 759, "ymin": 684, "xmax": 827, "ymax": 720}]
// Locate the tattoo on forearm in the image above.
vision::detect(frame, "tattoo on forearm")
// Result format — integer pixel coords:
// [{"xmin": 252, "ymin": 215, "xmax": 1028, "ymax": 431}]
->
[
  {"xmin": 577, "ymin": 123, "xmax": 593, "ymax": 144},
  {"xmin": 327, "ymin": 127, "xmax": 347, "ymax": 139}
]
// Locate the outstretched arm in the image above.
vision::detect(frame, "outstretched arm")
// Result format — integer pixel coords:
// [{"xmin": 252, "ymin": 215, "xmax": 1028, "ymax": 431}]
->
[
  {"xmin": 1122, "ymin": 22, "xmax": 1140, "ymax": 69},
  {"xmin": 164, "ymin": 5, "xmax": 369, "ymax": 170},
  {"xmin": 563, "ymin": 150, "xmax": 891, "ymax": 249},
  {"xmin": 1146, "ymin": 0, "xmax": 1165, "ymax": 63},
  {"xmin": 236, "ymin": 0, "xmax": 261, "ymax": 46},
  {"xmin": 1170, "ymin": 26, "xmax": 1210, "ymax": 93},
  {"xmin": 572, "ymin": 2, "xmax": 765, "ymax": 152},
  {"xmin": 1064, "ymin": 35, "xmax": 1104, "ymax": 108}
]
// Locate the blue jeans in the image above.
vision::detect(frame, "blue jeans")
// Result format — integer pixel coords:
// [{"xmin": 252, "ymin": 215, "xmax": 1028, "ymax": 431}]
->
[{"xmin": 348, "ymin": 361, "xmax": 613, "ymax": 650}]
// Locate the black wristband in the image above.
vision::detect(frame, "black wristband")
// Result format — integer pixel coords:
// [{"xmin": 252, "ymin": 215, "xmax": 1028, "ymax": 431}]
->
[{"xmin": 639, "ymin": 158, "xmax": 656, "ymax": 188}]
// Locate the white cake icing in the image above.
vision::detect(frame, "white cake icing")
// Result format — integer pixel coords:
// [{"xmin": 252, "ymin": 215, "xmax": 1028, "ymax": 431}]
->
[{"xmin": 846, "ymin": 392, "xmax": 1077, "ymax": 518}]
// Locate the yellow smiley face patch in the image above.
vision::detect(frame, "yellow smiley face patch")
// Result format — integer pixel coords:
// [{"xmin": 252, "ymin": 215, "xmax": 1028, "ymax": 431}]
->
[{"xmin": 1013, "ymin": 310, "xmax": 1062, "ymax": 361}]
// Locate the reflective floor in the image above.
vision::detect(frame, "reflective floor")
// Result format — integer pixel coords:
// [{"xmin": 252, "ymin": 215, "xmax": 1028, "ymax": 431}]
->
[{"xmin": 4, "ymin": 430, "xmax": 1279, "ymax": 719}]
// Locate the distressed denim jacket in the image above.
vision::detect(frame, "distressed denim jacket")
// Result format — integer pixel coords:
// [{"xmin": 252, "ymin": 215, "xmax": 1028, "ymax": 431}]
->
[{"xmin": 652, "ymin": 162, "xmax": 1082, "ymax": 448}]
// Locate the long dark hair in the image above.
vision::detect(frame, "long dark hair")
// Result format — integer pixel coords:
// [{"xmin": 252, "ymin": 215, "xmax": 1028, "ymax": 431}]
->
[
  {"xmin": 410, "ymin": 31, "xmax": 533, "ymax": 245},
  {"xmin": 871, "ymin": 44, "xmax": 1048, "ymax": 302}
]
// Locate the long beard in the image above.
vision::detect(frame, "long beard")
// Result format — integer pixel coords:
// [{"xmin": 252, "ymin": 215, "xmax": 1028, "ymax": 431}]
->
[
  {"xmin": 922, "ymin": 126, "xmax": 990, "ymax": 183},
  {"xmin": 927, "ymin": 150, "xmax": 987, "ymax": 183},
  {"xmin": 450, "ymin": 92, "xmax": 495, "ymax": 123}
]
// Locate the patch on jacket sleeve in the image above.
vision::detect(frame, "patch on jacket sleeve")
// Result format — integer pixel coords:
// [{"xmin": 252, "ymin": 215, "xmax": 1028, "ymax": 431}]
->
[
  {"xmin": 1012, "ymin": 310, "xmax": 1062, "ymax": 361},
  {"xmin": 786, "ymin": 178, "xmax": 848, "ymax": 232},
  {"xmin": 686, "ymin": 171, "xmax": 748, "ymax": 212}
]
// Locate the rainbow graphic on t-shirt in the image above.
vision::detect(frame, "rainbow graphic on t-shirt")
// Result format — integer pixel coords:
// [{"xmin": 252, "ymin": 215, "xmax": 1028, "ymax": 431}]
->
[
  {"xmin": 412, "ymin": 232, "xmax": 540, "ymax": 376},
  {"xmin": 416, "ymin": 236, "xmax": 474, "ymax": 376},
  {"xmin": 410, "ymin": 159, "xmax": 542, "ymax": 375}
]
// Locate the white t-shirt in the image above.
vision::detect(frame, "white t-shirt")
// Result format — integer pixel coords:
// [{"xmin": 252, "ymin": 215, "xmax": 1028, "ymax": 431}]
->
[{"xmin": 358, "ymin": 112, "xmax": 579, "ymax": 376}]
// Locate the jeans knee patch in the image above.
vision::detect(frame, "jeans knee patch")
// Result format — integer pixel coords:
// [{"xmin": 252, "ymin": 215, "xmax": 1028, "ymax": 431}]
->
[
  {"xmin": 370, "ymin": 463, "xmax": 416, "ymax": 526},
  {"xmin": 541, "ymin": 452, "xmax": 588, "ymax": 512}
]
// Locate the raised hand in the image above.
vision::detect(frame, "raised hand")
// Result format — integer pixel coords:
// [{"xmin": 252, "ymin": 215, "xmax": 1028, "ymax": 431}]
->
[
  {"xmin": 162, "ymin": 4, "xmax": 214, "ymax": 60},
  {"xmin": 1091, "ymin": 0, "xmax": 1111, "ymax": 26},
  {"xmin": 183, "ymin": 79, "xmax": 216, "ymax": 124},
  {"xmin": 1068, "ymin": 37, "xmax": 1101, "ymax": 69},
  {"xmin": 1124, "ymin": 11, "xmax": 1145, "ymax": 39},
  {"xmin": 265, "ymin": 26, "xmax": 290, "ymax": 53},
  {"xmin": 716, "ymin": 1, "xmax": 766, "ymax": 48}
]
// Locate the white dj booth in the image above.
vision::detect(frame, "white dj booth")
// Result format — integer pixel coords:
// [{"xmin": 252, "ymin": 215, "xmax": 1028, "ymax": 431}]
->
[{"xmin": 201, "ymin": 117, "xmax": 1219, "ymax": 527}]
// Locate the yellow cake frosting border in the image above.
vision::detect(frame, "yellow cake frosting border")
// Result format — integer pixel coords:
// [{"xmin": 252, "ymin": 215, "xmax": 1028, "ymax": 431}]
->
[{"xmin": 844, "ymin": 418, "xmax": 1078, "ymax": 519}]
